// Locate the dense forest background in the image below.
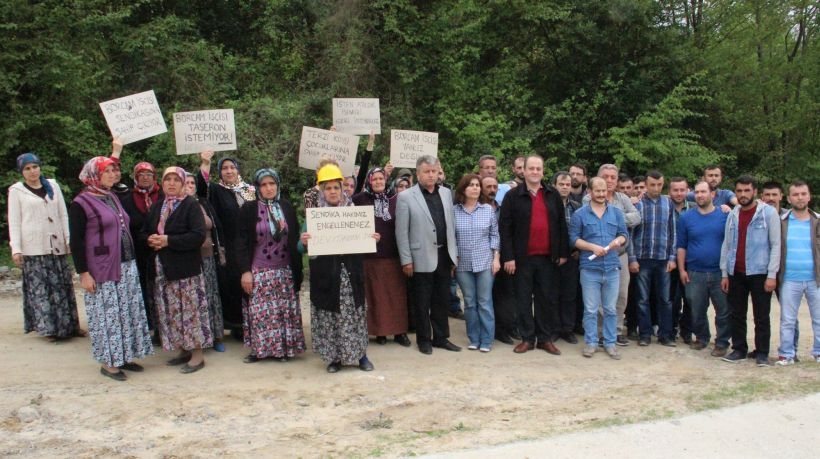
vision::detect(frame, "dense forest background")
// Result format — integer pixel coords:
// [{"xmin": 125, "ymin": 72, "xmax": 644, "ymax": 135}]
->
[{"xmin": 2, "ymin": 0, "xmax": 818, "ymax": 235}]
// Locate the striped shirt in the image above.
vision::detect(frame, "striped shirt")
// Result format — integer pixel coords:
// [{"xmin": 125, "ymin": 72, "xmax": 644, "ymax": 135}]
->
[
  {"xmin": 631, "ymin": 194, "xmax": 676, "ymax": 262},
  {"xmin": 784, "ymin": 214, "xmax": 814, "ymax": 281},
  {"xmin": 454, "ymin": 203, "xmax": 499, "ymax": 272}
]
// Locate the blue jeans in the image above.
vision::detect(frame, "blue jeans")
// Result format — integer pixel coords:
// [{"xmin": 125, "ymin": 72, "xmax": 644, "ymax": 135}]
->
[
  {"xmin": 581, "ymin": 268, "xmax": 620, "ymax": 347},
  {"xmin": 637, "ymin": 259, "xmax": 673, "ymax": 340},
  {"xmin": 456, "ymin": 269, "xmax": 496, "ymax": 348},
  {"xmin": 685, "ymin": 271, "xmax": 731, "ymax": 348},
  {"xmin": 778, "ymin": 280, "xmax": 820, "ymax": 358}
]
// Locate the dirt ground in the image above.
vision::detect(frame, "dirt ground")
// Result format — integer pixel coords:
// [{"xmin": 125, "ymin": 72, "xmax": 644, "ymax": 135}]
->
[{"xmin": 1, "ymin": 288, "xmax": 819, "ymax": 459}]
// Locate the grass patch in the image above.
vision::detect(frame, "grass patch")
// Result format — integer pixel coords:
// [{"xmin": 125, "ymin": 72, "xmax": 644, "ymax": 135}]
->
[
  {"xmin": 0, "ymin": 245, "xmax": 12, "ymax": 267},
  {"xmin": 360, "ymin": 413, "xmax": 393, "ymax": 431}
]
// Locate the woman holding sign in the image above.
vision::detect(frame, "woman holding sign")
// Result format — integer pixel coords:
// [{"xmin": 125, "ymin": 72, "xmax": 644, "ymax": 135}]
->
[
  {"xmin": 69, "ymin": 156, "xmax": 154, "ymax": 381},
  {"xmin": 300, "ymin": 164, "xmax": 376, "ymax": 373},
  {"xmin": 8, "ymin": 153, "xmax": 82, "ymax": 341},
  {"xmin": 236, "ymin": 168, "xmax": 305, "ymax": 363},
  {"xmin": 197, "ymin": 151, "xmax": 255, "ymax": 340},
  {"xmin": 352, "ymin": 167, "xmax": 411, "ymax": 347}
]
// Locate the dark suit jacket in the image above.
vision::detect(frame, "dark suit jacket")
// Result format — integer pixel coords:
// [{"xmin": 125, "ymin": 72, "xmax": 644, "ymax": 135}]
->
[
  {"xmin": 141, "ymin": 196, "xmax": 206, "ymax": 282},
  {"xmin": 499, "ymin": 182, "xmax": 569, "ymax": 264}
]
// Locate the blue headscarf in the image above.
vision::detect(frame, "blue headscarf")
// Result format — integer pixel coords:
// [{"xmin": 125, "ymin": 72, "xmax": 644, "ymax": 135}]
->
[
  {"xmin": 16, "ymin": 152, "xmax": 54, "ymax": 200},
  {"xmin": 253, "ymin": 168, "xmax": 286, "ymax": 241}
]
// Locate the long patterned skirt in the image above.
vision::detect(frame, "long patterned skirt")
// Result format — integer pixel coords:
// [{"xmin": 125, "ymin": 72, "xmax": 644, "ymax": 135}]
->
[
  {"xmin": 22, "ymin": 254, "xmax": 80, "ymax": 338},
  {"xmin": 154, "ymin": 259, "xmax": 213, "ymax": 351},
  {"xmin": 243, "ymin": 266, "xmax": 306, "ymax": 358},
  {"xmin": 363, "ymin": 257, "xmax": 408, "ymax": 336},
  {"xmin": 311, "ymin": 264, "xmax": 368, "ymax": 365},
  {"xmin": 202, "ymin": 256, "xmax": 224, "ymax": 341},
  {"xmin": 84, "ymin": 260, "xmax": 154, "ymax": 367}
]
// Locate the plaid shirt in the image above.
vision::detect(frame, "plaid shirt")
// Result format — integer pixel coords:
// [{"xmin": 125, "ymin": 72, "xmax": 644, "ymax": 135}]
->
[
  {"xmin": 630, "ymin": 194, "xmax": 676, "ymax": 262},
  {"xmin": 454, "ymin": 203, "xmax": 499, "ymax": 272}
]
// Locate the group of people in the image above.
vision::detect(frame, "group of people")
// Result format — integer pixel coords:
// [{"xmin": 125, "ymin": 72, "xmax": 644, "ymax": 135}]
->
[{"xmin": 7, "ymin": 141, "xmax": 818, "ymax": 380}]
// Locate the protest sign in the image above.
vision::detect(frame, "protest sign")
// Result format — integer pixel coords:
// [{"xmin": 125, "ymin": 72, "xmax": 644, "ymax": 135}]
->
[
  {"xmin": 305, "ymin": 205, "xmax": 376, "ymax": 256},
  {"xmin": 99, "ymin": 90, "xmax": 167, "ymax": 144},
  {"xmin": 389, "ymin": 129, "xmax": 438, "ymax": 169},
  {"xmin": 332, "ymin": 98, "xmax": 381, "ymax": 135},
  {"xmin": 172, "ymin": 109, "xmax": 236, "ymax": 155},
  {"xmin": 298, "ymin": 127, "xmax": 359, "ymax": 177}
]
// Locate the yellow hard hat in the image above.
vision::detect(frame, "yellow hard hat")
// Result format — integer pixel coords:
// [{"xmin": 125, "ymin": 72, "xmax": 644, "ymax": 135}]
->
[{"xmin": 316, "ymin": 164, "xmax": 344, "ymax": 185}]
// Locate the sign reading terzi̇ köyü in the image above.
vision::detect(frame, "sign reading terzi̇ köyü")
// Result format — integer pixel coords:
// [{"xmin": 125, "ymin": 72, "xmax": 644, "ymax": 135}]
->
[
  {"xmin": 298, "ymin": 126, "xmax": 359, "ymax": 177},
  {"xmin": 389, "ymin": 129, "xmax": 438, "ymax": 168},
  {"xmin": 173, "ymin": 109, "xmax": 237, "ymax": 155},
  {"xmin": 332, "ymin": 98, "xmax": 381, "ymax": 135},
  {"xmin": 305, "ymin": 205, "xmax": 376, "ymax": 256},
  {"xmin": 99, "ymin": 90, "xmax": 168, "ymax": 144}
]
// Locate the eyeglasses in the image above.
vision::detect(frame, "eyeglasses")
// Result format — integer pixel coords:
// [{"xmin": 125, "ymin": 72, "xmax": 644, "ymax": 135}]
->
[{"xmin": 137, "ymin": 172, "xmax": 155, "ymax": 178}]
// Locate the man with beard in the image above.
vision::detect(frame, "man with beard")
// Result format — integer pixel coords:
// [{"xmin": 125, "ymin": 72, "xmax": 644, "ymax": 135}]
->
[
  {"xmin": 775, "ymin": 181, "xmax": 819, "ymax": 365},
  {"xmin": 568, "ymin": 163, "xmax": 588, "ymax": 203},
  {"xmin": 677, "ymin": 181, "xmax": 731, "ymax": 357},
  {"xmin": 761, "ymin": 181, "xmax": 786, "ymax": 216},
  {"xmin": 617, "ymin": 174, "xmax": 634, "ymax": 197},
  {"xmin": 687, "ymin": 165, "xmax": 738, "ymax": 211},
  {"xmin": 720, "ymin": 175, "xmax": 781, "ymax": 366},
  {"xmin": 668, "ymin": 177, "xmax": 694, "ymax": 344}
]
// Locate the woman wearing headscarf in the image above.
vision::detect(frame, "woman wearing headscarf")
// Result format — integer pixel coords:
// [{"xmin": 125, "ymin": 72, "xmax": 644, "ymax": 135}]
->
[
  {"xmin": 69, "ymin": 156, "xmax": 153, "ymax": 381},
  {"xmin": 196, "ymin": 150, "xmax": 255, "ymax": 339},
  {"xmin": 236, "ymin": 168, "xmax": 305, "ymax": 363},
  {"xmin": 8, "ymin": 153, "xmax": 82, "ymax": 341},
  {"xmin": 184, "ymin": 173, "xmax": 226, "ymax": 352},
  {"xmin": 352, "ymin": 167, "xmax": 411, "ymax": 346},
  {"xmin": 143, "ymin": 167, "xmax": 210, "ymax": 373},
  {"xmin": 299, "ymin": 164, "xmax": 376, "ymax": 373}
]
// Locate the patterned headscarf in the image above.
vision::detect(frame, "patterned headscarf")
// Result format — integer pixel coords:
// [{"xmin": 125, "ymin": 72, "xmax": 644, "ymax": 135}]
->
[
  {"xmin": 254, "ymin": 168, "xmax": 287, "ymax": 241},
  {"xmin": 157, "ymin": 167, "xmax": 187, "ymax": 235},
  {"xmin": 79, "ymin": 156, "xmax": 116, "ymax": 195},
  {"xmin": 363, "ymin": 167, "xmax": 391, "ymax": 221},
  {"xmin": 131, "ymin": 161, "xmax": 160, "ymax": 213},
  {"xmin": 16, "ymin": 152, "xmax": 54, "ymax": 200},
  {"xmin": 217, "ymin": 157, "xmax": 256, "ymax": 204}
]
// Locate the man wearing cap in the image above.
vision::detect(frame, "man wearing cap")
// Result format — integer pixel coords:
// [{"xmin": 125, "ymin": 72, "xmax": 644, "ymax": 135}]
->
[{"xmin": 396, "ymin": 155, "xmax": 461, "ymax": 354}]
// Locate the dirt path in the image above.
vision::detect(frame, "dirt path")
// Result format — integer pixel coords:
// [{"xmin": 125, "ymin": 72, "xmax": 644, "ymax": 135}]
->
[{"xmin": 1, "ymin": 290, "xmax": 818, "ymax": 458}]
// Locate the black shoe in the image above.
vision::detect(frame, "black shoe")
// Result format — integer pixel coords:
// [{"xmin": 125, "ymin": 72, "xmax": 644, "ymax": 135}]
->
[
  {"xmin": 598, "ymin": 338, "xmax": 604, "ymax": 348},
  {"xmin": 448, "ymin": 310, "xmax": 465, "ymax": 320},
  {"xmin": 375, "ymin": 336, "xmax": 388, "ymax": 345},
  {"xmin": 561, "ymin": 332, "xmax": 578, "ymax": 344},
  {"xmin": 418, "ymin": 343, "xmax": 433, "ymax": 355},
  {"xmin": 722, "ymin": 350, "xmax": 747, "ymax": 363},
  {"xmin": 276, "ymin": 356, "xmax": 289, "ymax": 362},
  {"xmin": 100, "ymin": 367, "xmax": 127, "ymax": 381},
  {"xmin": 118, "ymin": 362, "xmax": 144, "ymax": 372},
  {"xmin": 756, "ymin": 354, "xmax": 770, "ymax": 367},
  {"xmin": 359, "ymin": 356, "xmax": 374, "ymax": 371},
  {"xmin": 615, "ymin": 335, "xmax": 630, "ymax": 347},
  {"xmin": 166, "ymin": 353, "xmax": 191, "ymax": 366},
  {"xmin": 495, "ymin": 335, "xmax": 514, "ymax": 345},
  {"xmin": 433, "ymin": 340, "xmax": 462, "ymax": 352},
  {"xmin": 573, "ymin": 326, "xmax": 585, "ymax": 336},
  {"xmin": 659, "ymin": 338, "xmax": 677, "ymax": 347},
  {"xmin": 682, "ymin": 335, "xmax": 693, "ymax": 345},
  {"xmin": 326, "ymin": 361, "xmax": 342, "ymax": 373},
  {"xmin": 243, "ymin": 354, "xmax": 259, "ymax": 364},
  {"xmin": 180, "ymin": 361, "xmax": 205, "ymax": 374},
  {"xmin": 747, "ymin": 350, "xmax": 758, "ymax": 359},
  {"xmin": 509, "ymin": 329, "xmax": 522, "ymax": 340},
  {"xmin": 627, "ymin": 330, "xmax": 639, "ymax": 341},
  {"xmin": 638, "ymin": 338, "xmax": 650, "ymax": 346},
  {"xmin": 394, "ymin": 334, "xmax": 412, "ymax": 347}
]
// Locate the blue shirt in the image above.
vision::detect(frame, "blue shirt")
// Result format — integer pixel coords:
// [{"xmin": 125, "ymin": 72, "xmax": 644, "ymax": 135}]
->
[
  {"xmin": 784, "ymin": 214, "xmax": 814, "ymax": 281},
  {"xmin": 631, "ymin": 195, "xmax": 676, "ymax": 262},
  {"xmin": 686, "ymin": 188, "xmax": 735, "ymax": 207},
  {"xmin": 570, "ymin": 203, "xmax": 628, "ymax": 271},
  {"xmin": 677, "ymin": 207, "xmax": 728, "ymax": 272},
  {"xmin": 454, "ymin": 203, "xmax": 499, "ymax": 272}
]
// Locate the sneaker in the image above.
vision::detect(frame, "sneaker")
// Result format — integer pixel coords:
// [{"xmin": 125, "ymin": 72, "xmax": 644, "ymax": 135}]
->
[
  {"xmin": 638, "ymin": 338, "xmax": 650, "ymax": 347},
  {"xmin": 616, "ymin": 335, "xmax": 630, "ymax": 346},
  {"xmin": 659, "ymin": 338, "xmax": 677, "ymax": 347},
  {"xmin": 710, "ymin": 346, "xmax": 728, "ymax": 357},
  {"xmin": 479, "ymin": 347, "xmax": 491, "ymax": 353},
  {"xmin": 605, "ymin": 346, "xmax": 622, "ymax": 360},
  {"xmin": 467, "ymin": 344, "xmax": 478, "ymax": 351},
  {"xmin": 756, "ymin": 354, "xmax": 770, "ymax": 367},
  {"xmin": 582, "ymin": 345, "xmax": 596, "ymax": 358},
  {"xmin": 722, "ymin": 350, "xmax": 747, "ymax": 363},
  {"xmin": 775, "ymin": 356, "xmax": 795, "ymax": 366}
]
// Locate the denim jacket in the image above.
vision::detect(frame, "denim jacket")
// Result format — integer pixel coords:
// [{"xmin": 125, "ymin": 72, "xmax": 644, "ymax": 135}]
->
[
  {"xmin": 570, "ymin": 203, "xmax": 628, "ymax": 271},
  {"xmin": 719, "ymin": 201, "xmax": 781, "ymax": 278}
]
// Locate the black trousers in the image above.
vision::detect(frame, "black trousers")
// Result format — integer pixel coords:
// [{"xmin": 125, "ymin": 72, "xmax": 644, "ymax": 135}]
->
[
  {"xmin": 492, "ymin": 270, "xmax": 517, "ymax": 338},
  {"xmin": 411, "ymin": 248, "xmax": 453, "ymax": 346},
  {"xmin": 514, "ymin": 255, "xmax": 558, "ymax": 343},
  {"xmin": 555, "ymin": 256, "xmax": 579, "ymax": 336},
  {"xmin": 670, "ymin": 268, "xmax": 693, "ymax": 339},
  {"xmin": 728, "ymin": 273, "xmax": 772, "ymax": 354}
]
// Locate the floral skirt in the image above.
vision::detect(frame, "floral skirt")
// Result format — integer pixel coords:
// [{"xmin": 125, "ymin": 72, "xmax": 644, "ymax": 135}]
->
[
  {"xmin": 154, "ymin": 259, "xmax": 213, "ymax": 351},
  {"xmin": 22, "ymin": 254, "xmax": 79, "ymax": 338},
  {"xmin": 84, "ymin": 260, "xmax": 154, "ymax": 367},
  {"xmin": 202, "ymin": 256, "xmax": 224, "ymax": 340},
  {"xmin": 243, "ymin": 266, "xmax": 306, "ymax": 358},
  {"xmin": 311, "ymin": 264, "xmax": 368, "ymax": 365}
]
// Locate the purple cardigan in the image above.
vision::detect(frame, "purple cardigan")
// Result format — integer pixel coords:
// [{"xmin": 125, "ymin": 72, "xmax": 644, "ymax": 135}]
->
[{"xmin": 71, "ymin": 192, "xmax": 131, "ymax": 283}]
